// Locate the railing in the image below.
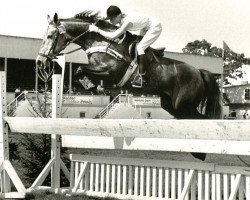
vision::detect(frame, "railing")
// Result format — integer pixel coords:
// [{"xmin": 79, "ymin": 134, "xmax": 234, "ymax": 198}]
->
[
  {"xmin": 70, "ymin": 154, "xmax": 250, "ymax": 200},
  {"xmin": 96, "ymin": 94, "xmax": 130, "ymax": 119},
  {"xmin": 7, "ymin": 91, "xmax": 37, "ymax": 116}
]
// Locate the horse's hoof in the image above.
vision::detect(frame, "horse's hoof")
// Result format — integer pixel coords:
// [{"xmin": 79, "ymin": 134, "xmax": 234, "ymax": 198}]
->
[{"xmin": 191, "ymin": 153, "xmax": 206, "ymax": 161}]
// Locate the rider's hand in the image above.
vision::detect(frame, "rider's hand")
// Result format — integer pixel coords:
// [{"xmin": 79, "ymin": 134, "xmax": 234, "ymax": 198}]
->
[{"xmin": 89, "ymin": 24, "xmax": 99, "ymax": 33}]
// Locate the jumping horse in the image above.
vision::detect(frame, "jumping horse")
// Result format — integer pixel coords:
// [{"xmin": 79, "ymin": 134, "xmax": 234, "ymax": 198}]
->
[{"xmin": 36, "ymin": 13, "xmax": 222, "ymax": 160}]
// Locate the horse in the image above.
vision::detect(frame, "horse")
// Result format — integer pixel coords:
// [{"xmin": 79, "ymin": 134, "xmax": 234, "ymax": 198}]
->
[
  {"xmin": 36, "ymin": 13, "xmax": 222, "ymax": 160},
  {"xmin": 36, "ymin": 13, "xmax": 221, "ymax": 120}
]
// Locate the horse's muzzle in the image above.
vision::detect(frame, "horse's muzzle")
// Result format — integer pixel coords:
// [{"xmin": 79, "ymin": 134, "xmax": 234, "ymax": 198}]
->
[{"xmin": 36, "ymin": 55, "xmax": 50, "ymax": 69}]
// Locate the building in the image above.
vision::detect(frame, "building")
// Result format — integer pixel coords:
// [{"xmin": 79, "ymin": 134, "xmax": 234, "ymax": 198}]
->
[
  {"xmin": 0, "ymin": 34, "xmax": 223, "ymax": 92},
  {"xmin": 223, "ymin": 81, "xmax": 250, "ymax": 119},
  {"xmin": 1, "ymin": 34, "xmax": 223, "ymax": 119},
  {"xmin": 0, "ymin": 34, "xmax": 87, "ymax": 96}
]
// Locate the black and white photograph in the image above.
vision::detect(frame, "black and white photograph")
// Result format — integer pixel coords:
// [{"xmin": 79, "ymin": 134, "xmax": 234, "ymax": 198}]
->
[{"xmin": 0, "ymin": 0, "xmax": 250, "ymax": 199}]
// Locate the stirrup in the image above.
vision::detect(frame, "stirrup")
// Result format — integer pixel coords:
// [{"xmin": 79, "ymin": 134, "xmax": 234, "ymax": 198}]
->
[{"xmin": 131, "ymin": 74, "xmax": 144, "ymax": 88}]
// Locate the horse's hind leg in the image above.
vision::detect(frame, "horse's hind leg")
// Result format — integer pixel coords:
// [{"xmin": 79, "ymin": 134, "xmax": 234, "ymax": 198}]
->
[
  {"xmin": 174, "ymin": 90, "xmax": 206, "ymax": 119},
  {"xmin": 160, "ymin": 91, "xmax": 203, "ymax": 119},
  {"xmin": 176, "ymin": 106, "xmax": 206, "ymax": 119},
  {"xmin": 173, "ymin": 96, "xmax": 207, "ymax": 160},
  {"xmin": 160, "ymin": 92, "xmax": 176, "ymax": 117},
  {"xmin": 191, "ymin": 153, "xmax": 206, "ymax": 161}
]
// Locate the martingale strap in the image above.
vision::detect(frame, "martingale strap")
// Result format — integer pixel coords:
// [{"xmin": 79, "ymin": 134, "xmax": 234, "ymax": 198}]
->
[{"xmin": 85, "ymin": 46, "xmax": 125, "ymax": 61}]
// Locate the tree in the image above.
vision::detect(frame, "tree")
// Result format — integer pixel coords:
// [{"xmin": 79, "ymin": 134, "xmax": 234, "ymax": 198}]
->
[
  {"xmin": 12, "ymin": 63, "xmax": 69, "ymax": 187},
  {"xmin": 11, "ymin": 68, "xmax": 53, "ymax": 186},
  {"xmin": 182, "ymin": 39, "xmax": 250, "ymax": 84}
]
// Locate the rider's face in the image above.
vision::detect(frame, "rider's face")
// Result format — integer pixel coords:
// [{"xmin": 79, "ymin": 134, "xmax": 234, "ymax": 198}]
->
[{"xmin": 110, "ymin": 14, "xmax": 122, "ymax": 25}]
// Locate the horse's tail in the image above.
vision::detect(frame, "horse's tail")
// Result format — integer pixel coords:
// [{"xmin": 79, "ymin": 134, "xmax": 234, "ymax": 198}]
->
[{"xmin": 199, "ymin": 69, "xmax": 222, "ymax": 119}]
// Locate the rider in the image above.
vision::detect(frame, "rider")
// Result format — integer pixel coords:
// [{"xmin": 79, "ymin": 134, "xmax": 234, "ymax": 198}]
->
[{"xmin": 77, "ymin": 6, "xmax": 162, "ymax": 88}]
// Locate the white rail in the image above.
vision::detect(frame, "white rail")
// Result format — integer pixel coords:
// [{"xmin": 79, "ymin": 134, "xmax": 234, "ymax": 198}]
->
[
  {"xmin": 1, "ymin": 71, "xmax": 250, "ymax": 200},
  {"xmin": 70, "ymin": 154, "xmax": 250, "ymax": 200}
]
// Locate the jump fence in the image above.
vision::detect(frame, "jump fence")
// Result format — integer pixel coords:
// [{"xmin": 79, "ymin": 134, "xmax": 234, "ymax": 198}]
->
[{"xmin": 0, "ymin": 71, "xmax": 249, "ymax": 199}]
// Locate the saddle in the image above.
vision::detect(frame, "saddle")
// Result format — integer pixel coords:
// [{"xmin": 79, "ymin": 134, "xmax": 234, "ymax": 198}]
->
[
  {"xmin": 116, "ymin": 43, "xmax": 165, "ymax": 87},
  {"xmin": 128, "ymin": 41, "xmax": 165, "ymax": 61},
  {"xmin": 80, "ymin": 35, "xmax": 166, "ymax": 88}
]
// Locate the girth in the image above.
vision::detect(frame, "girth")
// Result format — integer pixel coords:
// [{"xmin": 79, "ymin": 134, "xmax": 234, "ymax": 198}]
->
[{"xmin": 85, "ymin": 46, "xmax": 138, "ymax": 87}]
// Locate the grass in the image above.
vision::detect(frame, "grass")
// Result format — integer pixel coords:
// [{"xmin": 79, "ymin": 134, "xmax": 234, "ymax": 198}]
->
[{"xmin": 24, "ymin": 190, "xmax": 121, "ymax": 200}]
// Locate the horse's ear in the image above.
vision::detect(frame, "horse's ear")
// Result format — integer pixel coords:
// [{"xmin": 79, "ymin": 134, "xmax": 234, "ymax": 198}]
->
[
  {"xmin": 47, "ymin": 15, "xmax": 52, "ymax": 24},
  {"xmin": 53, "ymin": 13, "xmax": 59, "ymax": 24}
]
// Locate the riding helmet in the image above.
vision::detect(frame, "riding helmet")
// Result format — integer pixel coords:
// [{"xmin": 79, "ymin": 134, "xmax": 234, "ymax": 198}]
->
[{"xmin": 106, "ymin": 5, "xmax": 121, "ymax": 19}]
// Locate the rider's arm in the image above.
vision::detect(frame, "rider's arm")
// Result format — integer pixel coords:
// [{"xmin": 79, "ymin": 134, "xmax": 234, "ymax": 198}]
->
[{"xmin": 97, "ymin": 21, "xmax": 133, "ymax": 40}]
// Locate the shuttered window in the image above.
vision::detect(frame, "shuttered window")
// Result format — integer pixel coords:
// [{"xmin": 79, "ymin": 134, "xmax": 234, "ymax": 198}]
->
[{"xmin": 245, "ymin": 89, "xmax": 250, "ymax": 100}]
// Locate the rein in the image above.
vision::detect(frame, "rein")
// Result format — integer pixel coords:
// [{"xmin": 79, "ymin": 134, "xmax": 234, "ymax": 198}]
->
[
  {"xmin": 52, "ymin": 25, "xmax": 127, "ymax": 64},
  {"xmin": 39, "ymin": 22, "xmax": 129, "ymax": 66},
  {"xmin": 57, "ymin": 30, "xmax": 89, "ymax": 56}
]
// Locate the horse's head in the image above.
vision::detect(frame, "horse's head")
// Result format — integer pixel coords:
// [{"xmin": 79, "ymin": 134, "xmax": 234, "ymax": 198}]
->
[
  {"xmin": 36, "ymin": 13, "xmax": 139, "ymax": 85},
  {"xmin": 36, "ymin": 13, "xmax": 70, "ymax": 69}
]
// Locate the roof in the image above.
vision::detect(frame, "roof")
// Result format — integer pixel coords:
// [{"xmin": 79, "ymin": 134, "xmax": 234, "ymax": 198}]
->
[
  {"xmin": 223, "ymin": 83, "xmax": 250, "ymax": 88},
  {"xmin": 0, "ymin": 35, "xmax": 223, "ymax": 74},
  {"xmin": 164, "ymin": 51, "xmax": 223, "ymax": 74},
  {"xmin": 0, "ymin": 34, "xmax": 88, "ymax": 63}
]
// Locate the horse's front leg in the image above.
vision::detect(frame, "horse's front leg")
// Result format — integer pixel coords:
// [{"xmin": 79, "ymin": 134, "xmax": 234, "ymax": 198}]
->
[{"xmin": 75, "ymin": 65, "xmax": 107, "ymax": 95}]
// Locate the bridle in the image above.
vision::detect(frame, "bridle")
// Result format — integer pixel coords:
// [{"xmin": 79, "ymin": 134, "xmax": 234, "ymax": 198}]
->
[
  {"xmin": 38, "ymin": 21, "xmax": 128, "ymax": 65},
  {"xmin": 38, "ymin": 25, "xmax": 61, "ymax": 60},
  {"xmin": 37, "ymin": 20, "xmax": 141, "ymax": 88},
  {"xmin": 38, "ymin": 24, "xmax": 89, "ymax": 60}
]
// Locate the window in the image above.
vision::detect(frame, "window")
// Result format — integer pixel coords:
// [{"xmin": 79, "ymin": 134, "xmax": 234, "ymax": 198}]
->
[
  {"xmin": 245, "ymin": 89, "xmax": 250, "ymax": 100},
  {"xmin": 80, "ymin": 112, "xmax": 86, "ymax": 118},
  {"xmin": 146, "ymin": 112, "xmax": 152, "ymax": 119}
]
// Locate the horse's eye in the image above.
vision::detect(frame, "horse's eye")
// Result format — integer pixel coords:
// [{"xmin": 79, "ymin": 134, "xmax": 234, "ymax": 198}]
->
[{"xmin": 47, "ymin": 35, "xmax": 53, "ymax": 39}]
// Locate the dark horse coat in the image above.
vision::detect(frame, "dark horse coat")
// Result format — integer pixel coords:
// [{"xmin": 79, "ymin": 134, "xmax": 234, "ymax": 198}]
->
[
  {"xmin": 36, "ymin": 13, "xmax": 222, "ymax": 161},
  {"xmin": 36, "ymin": 13, "xmax": 221, "ymax": 120}
]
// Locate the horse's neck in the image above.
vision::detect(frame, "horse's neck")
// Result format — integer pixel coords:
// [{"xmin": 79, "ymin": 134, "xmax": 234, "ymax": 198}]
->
[
  {"xmin": 61, "ymin": 19, "xmax": 137, "ymax": 57},
  {"xmin": 61, "ymin": 21, "xmax": 112, "ymax": 50},
  {"xmin": 61, "ymin": 21, "xmax": 88, "ymax": 48}
]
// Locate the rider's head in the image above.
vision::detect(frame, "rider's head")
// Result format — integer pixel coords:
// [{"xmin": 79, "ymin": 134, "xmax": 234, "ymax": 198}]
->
[{"xmin": 106, "ymin": 5, "xmax": 122, "ymax": 25}]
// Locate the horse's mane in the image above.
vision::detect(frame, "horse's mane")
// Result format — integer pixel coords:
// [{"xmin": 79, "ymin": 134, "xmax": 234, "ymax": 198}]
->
[
  {"xmin": 59, "ymin": 15, "xmax": 140, "ymax": 48},
  {"xmin": 74, "ymin": 15, "xmax": 141, "ymax": 42},
  {"xmin": 58, "ymin": 15, "xmax": 116, "ymax": 31},
  {"xmin": 73, "ymin": 15, "xmax": 117, "ymax": 31}
]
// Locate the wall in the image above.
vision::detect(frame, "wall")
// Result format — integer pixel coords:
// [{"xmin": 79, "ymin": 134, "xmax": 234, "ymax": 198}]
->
[
  {"xmin": 7, "ymin": 92, "xmax": 15, "ymax": 103},
  {"xmin": 62, "ymin": 95, "xmax": 110, "ymax": 118},
  {"xmin": 224, "ymin": 84, "xmax": 250, "ymax": 104},
  {"xmin": 16, "ymin": 94, "xmax": 110, "ymax": 118},
  {"xmin": 14, "ymin": 94, "xmax": 174, "ymax": 119},
  {"xmin": 128, "ymin": 96, "xmax": 173, "ymax": 119}
]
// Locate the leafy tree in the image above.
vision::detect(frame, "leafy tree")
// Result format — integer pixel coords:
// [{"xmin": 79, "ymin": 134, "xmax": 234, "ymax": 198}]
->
[
  {"xmin": 9, "ymin": 140, "xmax": 19, "ymax": 160},
  {"xmin": 182, "ymin": 39, "xmax": 250, "ymax": 84}
]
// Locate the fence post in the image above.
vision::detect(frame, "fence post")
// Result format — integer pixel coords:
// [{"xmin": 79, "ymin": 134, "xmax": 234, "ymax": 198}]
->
[
  {"xmin": 51, "ymin": 74, "xmax": 62, "ymax": 189},
  {"xmin": 0, "ymin": 71, "xmax": 10, "ymax": 192},
  {"xmin": 0, "ymin": 71, "xmax": 26, "ymax": 197}
]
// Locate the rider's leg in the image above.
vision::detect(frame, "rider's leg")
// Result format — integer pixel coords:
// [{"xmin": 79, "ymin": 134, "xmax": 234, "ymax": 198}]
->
[
  {"xmin": 132, "ymin": 24, "xmax": 162, "ymax": 88},
  {"xmin": 138, "ymin": 54, "xmax": 146, "ymax": 75},
  {"xmin": 132, "ymin": 54, "xmax": 147, "ymax": 88}
]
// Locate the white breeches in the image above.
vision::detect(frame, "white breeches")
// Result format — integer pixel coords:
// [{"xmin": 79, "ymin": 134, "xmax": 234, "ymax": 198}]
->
[{"xmin": 136, "ymin": 23, "xmax": 162, "ymax": 55}]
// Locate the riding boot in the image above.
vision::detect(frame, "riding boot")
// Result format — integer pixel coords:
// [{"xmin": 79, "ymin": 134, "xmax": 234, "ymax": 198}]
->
[{"xmin": 132, "ymin": 54, "xmax": 146, "ymax": 88}]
